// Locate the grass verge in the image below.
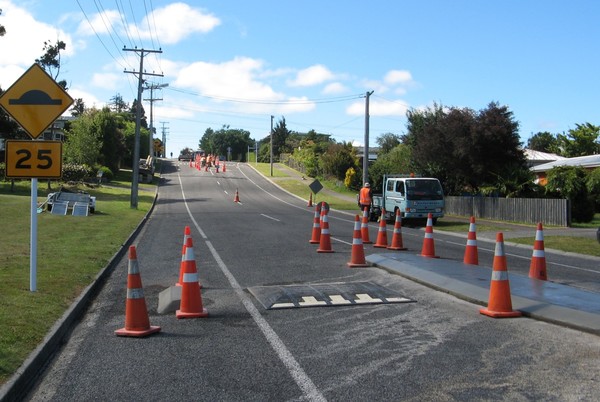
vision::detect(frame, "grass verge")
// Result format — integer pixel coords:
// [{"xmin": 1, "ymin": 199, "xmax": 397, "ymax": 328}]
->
[{"xmin": 0, "ymin": 176, "xmax": 154, "ymax": 385}]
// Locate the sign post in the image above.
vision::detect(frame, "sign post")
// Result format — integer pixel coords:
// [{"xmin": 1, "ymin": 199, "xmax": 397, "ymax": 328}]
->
[{"xmin": 0, "ymin": 63, "xmax": 73, "ymax": 291}]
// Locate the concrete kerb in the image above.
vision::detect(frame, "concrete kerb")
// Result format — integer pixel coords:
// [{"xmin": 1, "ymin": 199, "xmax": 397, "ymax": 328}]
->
[{"xmin": 0, "ymin": 181, "xmax": 161, "ymax": 402}]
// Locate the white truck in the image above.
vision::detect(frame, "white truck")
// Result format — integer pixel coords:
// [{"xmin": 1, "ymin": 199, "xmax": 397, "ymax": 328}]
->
[{"xmin": 370, "ymin": 175, "xmax": 444, "ymax": 224}]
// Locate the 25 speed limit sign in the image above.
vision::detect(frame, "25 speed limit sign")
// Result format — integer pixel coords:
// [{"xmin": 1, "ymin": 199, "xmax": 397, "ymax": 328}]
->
[{"xmin": 5, "ymin": 140, "xmax": 62, "ymax": 179}]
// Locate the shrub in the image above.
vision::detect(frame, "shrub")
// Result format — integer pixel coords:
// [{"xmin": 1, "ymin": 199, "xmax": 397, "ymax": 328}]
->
[
  {"xmin": 62, "ymin": 163, "xmax": 95, "ymax": 182},
  {"xmin": 97, "ymin": 165, "xmax": 114, "ymax": 181}
]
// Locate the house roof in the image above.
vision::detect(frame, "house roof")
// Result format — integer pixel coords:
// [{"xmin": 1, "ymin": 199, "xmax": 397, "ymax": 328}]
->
[
  {"xmin": 530, "ymin": 154, "xmax": 600, "ymax": 172},
  {"xmin": 524, "ymin": 148, "xmax": 565, "ymax": 162}
]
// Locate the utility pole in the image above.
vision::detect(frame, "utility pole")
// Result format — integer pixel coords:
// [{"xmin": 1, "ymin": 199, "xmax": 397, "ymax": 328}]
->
[
  {"xmin": 123, "ymin": 46, "xmax": 163, "ymax": 208},
  {"xmin": 160, "ymin": 121, "xmax": 169, "ymax": 158},
  {"xmin": 270, "ymin": 115, "xmax": 274, "ymax": 176},
  {"xmin": 144, "ymin": 82, "xmax": 168, "ymax": 158},
  {"xmin": 363, "ymin": 90, "xmax": 374, "ymax": 187}
]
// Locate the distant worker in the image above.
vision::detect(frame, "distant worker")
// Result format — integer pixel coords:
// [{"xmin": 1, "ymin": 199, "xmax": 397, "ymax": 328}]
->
[{"xmin": 359, "ymin": 182, "xmax": 372, "ymax": 211}]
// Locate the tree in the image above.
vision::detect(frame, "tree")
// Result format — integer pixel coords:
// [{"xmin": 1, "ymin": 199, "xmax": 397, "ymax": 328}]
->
[
  {"xmin": 64, "ymin": 109, "xmax": 102, "ymax": 166},
  {"xmin": 110, "ymin": 94, "xmax": 129, "ymax": 113},
  {"xmin": 545, "ymin": 166, "xmax": 595, "ymax": 222},
  {"xmin": 271, "ymin": 117, "xmax": 292, "ymax": 160},
  {"xmin": 199, "ymin": 125, "xmax": 253, "ymax": 161},
  {"xmin": 36, "ymin": 39, "xmax": 67, "ymax": 89},
  {"xmin": 368, "ymin": 144, "xmax": 412, "ymax": 191},
  {"xmin": 0, "ymin": 9, "xmax": 6, "ymax": 37},
  {"xmin": 556, "ymin": 123, "xmax": 600, "ymax": 157},
  {"xmin": 320, "ymin": 142, "xmax": 357, "ymax": 181},
  {"xmin": 70, "ymin": 98, "xmax": 85, "ymax": 117},
  {"xmin": 527, "ymin": 131, "xmax": 559, "ymax": 153},
  {"xmin": 376, "ymin": 132, "xmax": 401, "ymax": 154},
  {"xmin": 585, "ymin": 167, "xmax": 600, "ymax": 212}
]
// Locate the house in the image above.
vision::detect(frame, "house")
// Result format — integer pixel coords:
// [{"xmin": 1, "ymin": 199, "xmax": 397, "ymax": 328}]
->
[
  {"xmin": 530, "ymin": 153, "xmax": 600, "ymax": 185},
  {"xmin": 524, "ymin": 148, "xmax": 565, "ymax": 168}
]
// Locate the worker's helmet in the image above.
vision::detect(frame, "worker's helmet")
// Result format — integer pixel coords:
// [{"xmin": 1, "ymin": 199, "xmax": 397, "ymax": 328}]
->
[{"xmin": 365, "ymin": 183, "xmax": 370, "ymax": 187}]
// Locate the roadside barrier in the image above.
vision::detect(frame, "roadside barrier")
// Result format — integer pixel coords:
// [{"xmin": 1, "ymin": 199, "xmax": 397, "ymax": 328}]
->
[
  {"xmin": 463, "ymin": 216, "xmax": 478, "ymax": 265},
  {"xmin": 348, "ymin": 215, "xmax": 369, "ymax": 267},
  {"xmin": 373, "ymin": 208, "xmax": 389, "ymax": 248},
  {"xmin": 234, "ymin": 189, "xmax": 240, "ymax": 203},
  {"xmin": 317, "ymin": 207, "xmax": 334, "ymax": 253},
  {"xmin": 420, "ymin": 213, "xmax": 439, "ymax": 258},
  {"xmin": 361, "ymin": 207, "xmax": 372, "ymax": 244},
  {"xmin": 387, "ymin": 209, "xmax": 407, "ymax": 251},
  {"xmin": 480, "ymin": 233, "xmax": 522, "ymax": 318},
  {"xmin": 115, "ymin": 246, "xmax": 161, "ymax": 337},
  {"xmin": 309, "ymin": 203, "xmax": 322, "ymax": 244},
  {"xmin": 529, "ymin": 222, "xmax": 548, "ymax": 280},
  {"xmin": 176, "ymin": 237, "xmax": 208, "ymax": 318}
]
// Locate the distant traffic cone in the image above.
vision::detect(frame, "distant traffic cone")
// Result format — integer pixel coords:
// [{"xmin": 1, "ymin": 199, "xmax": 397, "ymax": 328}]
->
[
  {"xmin": 388, "ymin": 209, "xmax": 407, "ymax": 250},
  {"xmin": 348, "ymin": 215, "xmax": 369, "ymax": 267},
  {"xmin": 307, "ymin": 192, "xmax": 313, "ymax": 207},
  {"xmin": 420, "ymin": 213, "xmax": 439, "ymax": 258},
  {"xmin": 361, "ymin": 207, "xmax": 372, "ymax": 244},
  {"xmin": 317, "ymin": 209, "xmax": 334, "ymax": 253},
  {"xmin": 480, "ymin": 233, "xmax": 522, "ymax": 318},
  {"xmin": 309, "ymin": 203, "xmax": 322, "ymax": 244},
  {"xmin": 234, "ymin": 189, "xmax": 240, "ymax": 203},
  {"xmin": 176, "ymin": 237, "xmax": 208, "ymax": 318},
  {"xmin": 115, "ymin": 246, "xmax": 161, "ymax": 337},
  {"xmin": 177, "ymin": 226, "xmax": 192, "ymax": 286},
  {"xmin": 373, "ymin": 209, "xmax": 388, "ymax": 248},
  {"xmin": 222, "ymin": 162, "xmax": 226, "ymax": 172},
  {"xmin": 529, "ymin": 222, "xmax": 548, "ymax": 280},
  {"xmin": 463, "ymin": 216, "xmax": 479, "ymax": 265}
]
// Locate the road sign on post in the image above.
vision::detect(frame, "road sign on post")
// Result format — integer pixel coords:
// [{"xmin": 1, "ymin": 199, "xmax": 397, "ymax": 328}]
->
[
  {"xmin": 0, "ymin": 63, "xmax": 74, "ymax": 139},
  {"xmin": 5, "ymin": 140, "xmax": 62, "ymax": 179}
]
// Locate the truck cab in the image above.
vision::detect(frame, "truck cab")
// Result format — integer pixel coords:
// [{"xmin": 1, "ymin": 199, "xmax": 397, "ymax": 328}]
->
[{"xmin": 371, "ymin": 175, "xmax": 444, "ymax": 224}]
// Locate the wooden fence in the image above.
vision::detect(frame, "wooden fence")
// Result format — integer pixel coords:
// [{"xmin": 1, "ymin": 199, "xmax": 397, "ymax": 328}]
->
[{"xmin": 444, "ymin": 196, "xmax": 571, "ymax": 227}]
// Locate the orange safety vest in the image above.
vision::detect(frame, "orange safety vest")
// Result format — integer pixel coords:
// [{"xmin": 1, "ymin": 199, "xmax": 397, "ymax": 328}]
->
[{"xmin": 359, "ymin": 187, "xmax": 372, "ymax": 205}]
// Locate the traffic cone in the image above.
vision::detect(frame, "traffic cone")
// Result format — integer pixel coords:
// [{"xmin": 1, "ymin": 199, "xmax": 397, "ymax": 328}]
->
[
  {"xmin": 176, "ymin": 237, "xmax": 208, "ymax": 318},
  {"xmin": 347, "ymin": 215, "xmax": 369, "ymax": 267},
  {"xmin": 317, "ymin": 209, "xmax": 334, "ymax": 253},
  {"xmin": 420, "ymin": 213, "xmax": 439, "ymax": 258},
  {"xmin": 529, "ymin": 222, "xmax": 548, "ymax": 280},
  {"xmin": 222, "ymin": 162, "xmax": 226, "ymax": 172},
  {"xmin": 480, "ymin": 233, "xmax": 522, "ymax": 318},
  {"xmin": 177, "ymin": 226, "xmax": 192, "ymax": 286},
  {"xmin": 387, "ymin": 209, "xmax": 407, "ymax": 250},
  {"xmin": 234, "ymin": 189, "xmax": 240, "ymax": 203},
  {"xmin": 463, "ymin": 216, "xmax": 479, "ymax": 265},
  {"xmin": 307, "ymin": 192, "xmax": 313, "ymax": 207},
  {"xmin": 309, "ymin": 203, "xmax": 322, "ymax": 244},
  {"xmin": 115, "ymin": 246, "xmax": 161, "ymax": 337},
  {"xmin": 361, "ymin": 207, "xmax": 372, "ymax": 244},
  {"xmin": 373, "ymin": 209, "xmax": 388, "ymax": 248}
]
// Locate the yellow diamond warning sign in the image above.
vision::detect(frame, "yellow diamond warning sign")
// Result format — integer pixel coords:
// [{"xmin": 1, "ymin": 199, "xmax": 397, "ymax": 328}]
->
[{"xmin": 0, "ymin": 63, "xmax": 74, "ymax": 139}]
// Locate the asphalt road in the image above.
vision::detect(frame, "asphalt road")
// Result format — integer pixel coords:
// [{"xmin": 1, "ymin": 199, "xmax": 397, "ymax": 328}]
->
[{"xmin": 24, "ymin": 160, "xmax": 600, "ymax": 401}]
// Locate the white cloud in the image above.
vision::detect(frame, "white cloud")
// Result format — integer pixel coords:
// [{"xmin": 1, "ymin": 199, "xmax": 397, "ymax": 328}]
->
[
  {"xmin": 91, "ymin": 72, "xmax": 121, "ymax": 90},
  {"xmin": 76, "ymin": 9, "xmax": 121, "ymax": 36},
  {"xmin": 346, "ymin": 99, "xmax": 409, "ymax": 117},
  {"xmin": 322, "ymin": 82, "xmax": 348, "ymax": 95},
  {"xmin": 384, "ymin": 70, "xmax": 413, "ymax": 85},
  {"xmin": 288, "ymin": 64, "xmax": 335, "ymax": 87},
  {"xmin": 140, "ymin": 3, "xmax": 220, "ymax": 44}
]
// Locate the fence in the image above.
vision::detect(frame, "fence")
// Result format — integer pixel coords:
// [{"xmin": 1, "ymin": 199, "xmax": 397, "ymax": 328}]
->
[{"xmin": 444, "ymin": 196, "xmax": 571, "ymax": 227}]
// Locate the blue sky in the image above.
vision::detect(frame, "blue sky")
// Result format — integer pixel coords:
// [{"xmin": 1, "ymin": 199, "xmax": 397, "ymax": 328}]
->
[{"xmin": 1, "ymin": 1, "xmax": 599, "ymax": 156}]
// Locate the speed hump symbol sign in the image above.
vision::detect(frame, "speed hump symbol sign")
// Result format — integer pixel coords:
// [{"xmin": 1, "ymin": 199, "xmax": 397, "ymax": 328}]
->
[
  {"xmin": 5, "ymin": 140, "xmax": 63, "ymax": 179},
  {"xmin": 0, "ymin": 63, "xmax": 73, "ymax": 139}
]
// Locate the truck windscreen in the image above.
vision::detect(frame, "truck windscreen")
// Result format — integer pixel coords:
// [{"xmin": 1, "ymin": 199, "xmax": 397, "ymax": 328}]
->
[{"xmin": 405, "ymin": 180, "xmax": 443, "ymax": 200}]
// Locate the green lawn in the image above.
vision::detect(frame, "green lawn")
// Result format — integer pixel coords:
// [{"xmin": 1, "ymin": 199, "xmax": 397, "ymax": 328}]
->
[{"xmin": 0, "ymin": 176, "xmax": 154, "ymax": 385}]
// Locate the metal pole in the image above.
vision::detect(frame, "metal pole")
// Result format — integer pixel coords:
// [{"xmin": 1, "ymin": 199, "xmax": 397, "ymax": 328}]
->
[
  {"xmin": 30, "ymin": 178, "xmax": 38, "ymax": 291},
  {"xmin": 363, "ymin": 90, "xmax": 374, "ymax": 186},
  {"xmin": 270, "ymin": 115, "xmax": 274, "ymax": 176}
]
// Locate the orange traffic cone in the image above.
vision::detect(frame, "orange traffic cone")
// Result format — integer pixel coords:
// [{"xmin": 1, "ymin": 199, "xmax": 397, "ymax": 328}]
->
[
  {"xmin": 234, "ymin": 189, "xmax": 240, "ymax": 203},
  {"xmin": 115, "ymin": 246, "xmax": 161, "ymax": 337},
  {"xmin": 307, "ymin": 192, "xmax": 313, "ymax": 207},
  {"xmin": 388, "ymin": 209, "xmax": 407, "ymax": 250},
  {"xmin": 420, "ymin": 213, "xmax": 439, "ymax": 258},
  {"xmin": 177, "ymin": 226, "xmax": 192, "ymax": 286},
  {"xmin": 480, "ymin": 233, "xmax": 522, "ymax": 318},
  {"xmin": 309, "ymin": 203, "xmax": 322, "ymax": 244},
  {"xmin": 361, "ymin": 207, "xmax": 372, "ymax": 244},
  {"xmin": 176, "ymin": 237, "xmax": 208, "ymax": 318},
  {"xmin": 317, "ymin": 209, "xmax": 334, "ymax": 253},
  {"xmin": 373, "ymin": 209, "xmax": 388, "ymax": 248},
  {"xmin": 222, "ymin": 162, "xmax": 226, "ymax": 172},
  {"xmin": 529, "ymin": 222, "xmax": 548, "ymax": 280},
  {"xmin": 463, "ymin": 216, "xmax": 479, "ymax": 265},
  {"xmin": 348, "ymin": 215, "xmax": 369, "ymax": 267}
]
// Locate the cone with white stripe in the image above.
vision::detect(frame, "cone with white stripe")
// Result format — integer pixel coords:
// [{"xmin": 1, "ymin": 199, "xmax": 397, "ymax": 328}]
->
[
  {"xmin": 387, "ymin": 209, "xmax": 407, "ymax": 250},
  {"xmin": 115, "ymin": 246, "xmax": 161, "ymax": 337},
  {"xmin": 361, "ymin": 207, "xmax": 372, "ymax": 244},
  {"xmin": 480, "ymin": 233, "xmax": 522, "ymax": 318},
  {"xmin": 177, "ymin": 226, "xmax": 192, "ymax": 287},
  {"xmin": 463, "ymin": 216, "xmax": 478, "ymax": 265},
  {"xmin": 373, "ymin": 209, "xmax": 388, "ymax": 248},
  {"xmin": 176, "ymin": 237, "xmax": 208, "ymax": 318},
  {"xmin": 234, "ymin": 189, "xmax": 240, "ymax": 203},
  {"xmin": 309, "ymin": 203, "xmax": 321, "ymax": 244},
  {"xmin": 348, "ymin": 215, "xmax": 369, "ymax": 267},
  {"xmin": 317, "ymin": 208, "xmax": 334, "ymax": 253},
  {"xmin": 529, "ymin": 222, "xmax": 548, "ymax": 280},
  {"xmin": 307, "ymin": 192, "xmax": 313, "ymax": 207},
  {"xmin": 420, "ymin": 213, "xmax": 439, "ymax": 258}
]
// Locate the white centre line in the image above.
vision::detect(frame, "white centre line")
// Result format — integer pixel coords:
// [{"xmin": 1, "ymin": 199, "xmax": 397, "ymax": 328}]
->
[{"xmin": 261, "ymin": 214, "xmax": 280, "ymax": 222}]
